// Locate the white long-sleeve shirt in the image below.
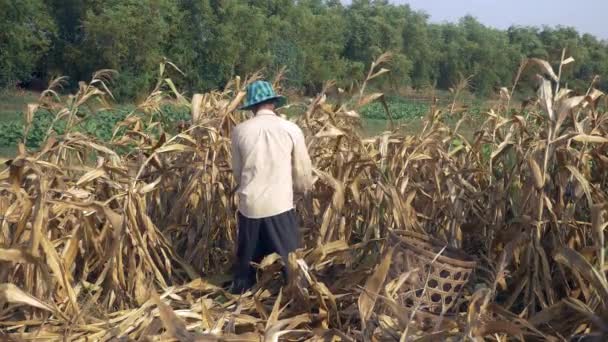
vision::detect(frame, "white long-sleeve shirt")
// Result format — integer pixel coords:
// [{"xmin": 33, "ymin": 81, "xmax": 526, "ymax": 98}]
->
[{"xmin": 231, "ymin": 109, "xmax": 313, "ymax": 218}]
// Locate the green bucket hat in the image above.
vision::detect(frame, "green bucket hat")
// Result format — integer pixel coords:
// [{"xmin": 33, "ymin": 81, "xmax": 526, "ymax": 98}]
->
[{"xmin": 240, "ymin": 80, "xmax": 286, "ymax": 110}]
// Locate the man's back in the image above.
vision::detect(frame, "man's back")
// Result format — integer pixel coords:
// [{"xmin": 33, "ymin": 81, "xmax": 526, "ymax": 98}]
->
[{"xmin": 231, "ymin": 109, "xmax": 312, "ymax": 219}]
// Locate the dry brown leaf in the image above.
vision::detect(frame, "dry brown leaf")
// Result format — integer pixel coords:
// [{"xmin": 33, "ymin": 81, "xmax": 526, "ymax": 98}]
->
[
  {"xmin": 536, "ymin": 75, "xmax": 555, "ymax": 121},
  {"xmin": 76, "ymin": 168, "xmax": 106, "ymax": 185},
  {"xmin": 358, "ymin": 247, "xmax": 394, "ymax": 329},
  {"xmin": 556, "ymin": 96, "xmax": 586, "ymax": 130},
  {"xmin": 0, "ymin": 248, "xmax": 38, "ymax": 264},
  {"xmin": 25, "ymin": 103, "xmax": 39, "ymax": 126},
  {"xmin": 368, "ymin": 68, "xmax": 390, "ymax": 81},
  {"xmin": 530, "ymin": 58, "xmax": 559, "ymax": 82},
  {"xmin": 554, "ymin": 247, "xmax": 608, "ymax": 300},
  {"xmin": 315, "ymin": 125, "xmax": 345, "ymax": 138},
  {"xmin": 571, "ymin": 134, "xmax": 608, "ymax": 144},
  {"xmin": 191, "ymin": 93, "xmax": 204, "ymax": 123},
  {"xmin": 0, "ymin": 283, "xmax": 54, "ymax": 312},
  {"xmin": 155, "ymin": 143, "xmax": 196, "ymax": 153},
  {"xmin": 151, "ymin": 291, "xmax": 214, "ymax": 341},
  {"xmin": 591, "ymin": 204, "xmax": 605, "ymax": 266},
  {"xmin": 562, "ymin": 56, "xmax": 575, "ymax": 65},
  {"xmin": 527, "ymin": 156, "xmax": 544, "ymax": 190},
  {"xmin": 491, "ymin": 132, "xmax": 513, "ymax": 162},
  {"xmin": 357, "ymin": 93, "xmax": 384, "ymax": 107},
  {"xmin": 473, "ymin": 320, "xmax": 525, "ymax": 338},
  {"xmin": 566, "ymin": 165, "xmax": 592, "ymax": 205},
  {"xmin": 139, "ymin": 176, "xmax": 163, "ymax": 194},
  {"xmin": 40, "ymin": 233, "xmax": 80, "ymax": 314}
]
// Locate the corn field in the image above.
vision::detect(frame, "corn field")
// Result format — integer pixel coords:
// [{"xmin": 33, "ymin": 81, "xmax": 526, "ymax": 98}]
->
[{"xmin": 1, "ymin": 53, "xmax": 608, "ymax": 341}]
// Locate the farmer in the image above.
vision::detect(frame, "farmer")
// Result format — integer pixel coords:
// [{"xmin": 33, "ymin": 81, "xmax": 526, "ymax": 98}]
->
[{"xmin": 229, "ymin": 80, "xmax": 313, "ymax": 294}]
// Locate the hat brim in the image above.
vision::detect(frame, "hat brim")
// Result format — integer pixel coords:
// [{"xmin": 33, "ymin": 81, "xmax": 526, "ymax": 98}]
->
[{"xmin": 239, "ymin": 95, "xmax": 286, "ymax": 110}]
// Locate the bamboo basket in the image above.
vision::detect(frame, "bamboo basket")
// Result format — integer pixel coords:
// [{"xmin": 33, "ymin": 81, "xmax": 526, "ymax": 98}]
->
[{"xmin": 388, "ymin": 230, "xmax": 477, "ymax": 315}]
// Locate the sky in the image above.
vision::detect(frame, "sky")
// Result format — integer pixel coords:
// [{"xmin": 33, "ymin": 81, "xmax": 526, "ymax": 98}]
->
[{"xmin": 347, "ymin": 0, "xmax": 608, "ymax": 40}]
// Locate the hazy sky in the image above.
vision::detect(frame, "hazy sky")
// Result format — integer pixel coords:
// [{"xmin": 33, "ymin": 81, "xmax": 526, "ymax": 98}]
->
[{"xmin": 349, "ymin": 0, "xmax": 608, "ymax": 39}]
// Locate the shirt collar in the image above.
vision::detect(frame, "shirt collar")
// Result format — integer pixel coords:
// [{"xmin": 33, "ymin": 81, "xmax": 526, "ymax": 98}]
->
[{"xmin": 256, "ymin": 109, "xmax": 277, "ymax": 116}]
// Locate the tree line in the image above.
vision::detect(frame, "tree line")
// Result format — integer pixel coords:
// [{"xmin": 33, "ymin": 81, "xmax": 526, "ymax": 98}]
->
[{"xmin": 2, "ymin": 0, "xmax": 608, "ymax": 100}]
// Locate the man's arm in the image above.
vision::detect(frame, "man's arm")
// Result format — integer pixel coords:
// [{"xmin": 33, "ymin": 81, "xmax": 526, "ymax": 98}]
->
[
  {"xmin": 230, "ymin": 128, "xmax": 242, "ymax": 185},
  {"xmin": 292, "ymin": 128, "xmax": 313, "ymax": 195}
]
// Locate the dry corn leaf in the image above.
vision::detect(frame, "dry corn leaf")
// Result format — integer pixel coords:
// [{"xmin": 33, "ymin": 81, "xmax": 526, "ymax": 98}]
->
[
  {"xmin": 151, "ymin": 290, "xmax": 214, "ymax": 341},
  {"xmin": 527, "ymin": 156, "xmax": 544, "ymax": 190},
  {"xmin": 566, "ymin": 165, "xmax": 592, "ymax": 205},
  {"xmin": 571, "ymin": 134, "xmax": 608, "ymax": 144},
  {"xmin": 155, "ymin": 144, "xmax": 196, "ymax": 153},
  {"xmin": 554, "ymin": 247, "xmax": 608, "ymax": 300},
  {"xmin": 591, "ymin": 204, "xmax": 605, "ymax": 266},
  {"xmin": 0, "ymin": 248, "xmax": 38, "ymax": 264},
  {"xmin": 473, "ymin": 320, "xmax": 524, "ymax": 339},
  {"xmin": 76, "ymin": 168, "xmax": 106, "ymax": 186},
  {"xmin": 315, "ymin": 125, "xmax": 345, "ymax": 138},
  {"xmin": 491, "ymin": 132, "xmax": 513, "ymax": 162},
  {"xmin": 357, "ymin": 93, "xmax": 383, "ymax": 107},
  {"xmin": 556, "ymin": 96, "xmax": 586, "ymax": 130},
  {"xmin": 530, "ymin": 58, "xmax": 559, "ymax": 82},
  {"xmin": 40, "ymin": 233, "xmax": 80, "ymax": 314},
  {"xmin": 0, "ymin": 283, "xmax": 54, "ymax": 312},
  {"xmin": 358, "ymin": 247, "xmax": 394, "ymax": 329},
  {"xmin": 25, "ymin": 104, "xmax": 39, "ymax": 126},
  {"xmin": 139, "ymin": 176, "xmax": 163, "ymax": 194},
  {"xmin": 192, "ymin": 93, "xmax": 204, "ymax": 123},
  {"xmin": 536, "ymin": 75, "xmax": 555, "ymax": 120},
  {"xmin": 562, "ymin": 57, "xmax": 575, "ymax": 65}
]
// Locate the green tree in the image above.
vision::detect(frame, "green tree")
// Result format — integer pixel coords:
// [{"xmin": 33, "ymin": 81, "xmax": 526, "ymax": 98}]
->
[
  {"xmin": 460, "ymin": 16, "xmax": 519, "ymax": 95},
  {"xmin": 402, "ymin": 9, "xmax": 439, "ymax": 88},
  {"xmin": 78, "ymin": 0, "xmax": 183, "ymax": 100},
  {"xmin": 283, "ymin": 1, "xmax": 350, "ymax": 92},
  {"xmin": 166, "ymin": 0, "xmax": 217, "ymax": 93},
  {"xmin": 344, "ymin": 0, "xmax": 412, "ymax": 90},
  {"xmin": 0, "ymin": 0, "xmax": 56, "ymax": 87},
  {"xmin": 4, "ymin": 0, "xmax": 608, "ymax": 99},
  {"xmin": 45, "ymin": 0, "xmax": 88, "ymax": 83},
  {"xmin": 507, "ymin": 26, "xmax": 548, "ymax": 58}
]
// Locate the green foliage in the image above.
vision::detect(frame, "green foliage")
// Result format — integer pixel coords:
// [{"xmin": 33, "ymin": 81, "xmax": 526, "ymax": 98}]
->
[
  {"xmin": 0, "ymin": 0, "xmax": 56, "ymax": 87},
  {"xmin": 360, "ymin": 97, "xmax": 489, "ymax": 132},
  {"xmin": 361, "ymin": 98, "xmax": 429, "ymax": 120},
  {"xmin": 78, "ymin": 0, "xmax": 182, "ymax": 100},
  {"xmin": 0, "ymin": 105, "xmax": 190, "ymax": 149}
]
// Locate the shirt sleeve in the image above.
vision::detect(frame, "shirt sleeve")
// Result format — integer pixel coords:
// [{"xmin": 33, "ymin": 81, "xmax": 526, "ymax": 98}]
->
[
  {"xmin": 230, "ymin": 128, "xmax": 242, "ymax": 185},
  {"xmin": 292, "ymin": 127, "xmax": 313, "ymax": 195}
]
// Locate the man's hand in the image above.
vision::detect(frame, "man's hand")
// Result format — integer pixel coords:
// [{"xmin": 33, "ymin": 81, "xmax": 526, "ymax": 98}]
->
[{"xmin": 295, "ymin": 191, "xmax": 315, "ymax": 227}]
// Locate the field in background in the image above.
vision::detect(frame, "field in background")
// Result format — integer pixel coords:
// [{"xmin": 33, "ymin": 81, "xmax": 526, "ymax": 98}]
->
[
  {"xmin": 0, "ymin": 90, "xmax": 486, "ymax": 158},
  {"xmin": 0, "ymin": 90, "xmax": 38, "ymax": 162},
  {"xmin": 0, "ymin": 89, "xmax": 39, "ymax": 120}
]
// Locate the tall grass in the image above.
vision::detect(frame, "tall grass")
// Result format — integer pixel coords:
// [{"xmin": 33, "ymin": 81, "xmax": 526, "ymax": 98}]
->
[{"xmin": 1, "ymin": 53, "xmax": 607, "ymax": 341}]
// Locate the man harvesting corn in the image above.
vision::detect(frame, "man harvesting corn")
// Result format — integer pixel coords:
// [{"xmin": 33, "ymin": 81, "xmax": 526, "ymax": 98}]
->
[{"xmin": 229, "ymin": 80, "xmax": 313, "ymax": 294}]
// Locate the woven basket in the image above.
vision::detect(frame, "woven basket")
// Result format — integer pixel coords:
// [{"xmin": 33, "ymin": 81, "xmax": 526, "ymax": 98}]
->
[{"xmin": 388, "ymin": 230, "xmax": 476, "ymax": 315}]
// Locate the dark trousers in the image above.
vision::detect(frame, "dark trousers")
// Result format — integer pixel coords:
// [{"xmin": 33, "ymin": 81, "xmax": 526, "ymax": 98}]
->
[{"xmin": 232, "ymin": 209, "xmax": 300, "ymax": 291}]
